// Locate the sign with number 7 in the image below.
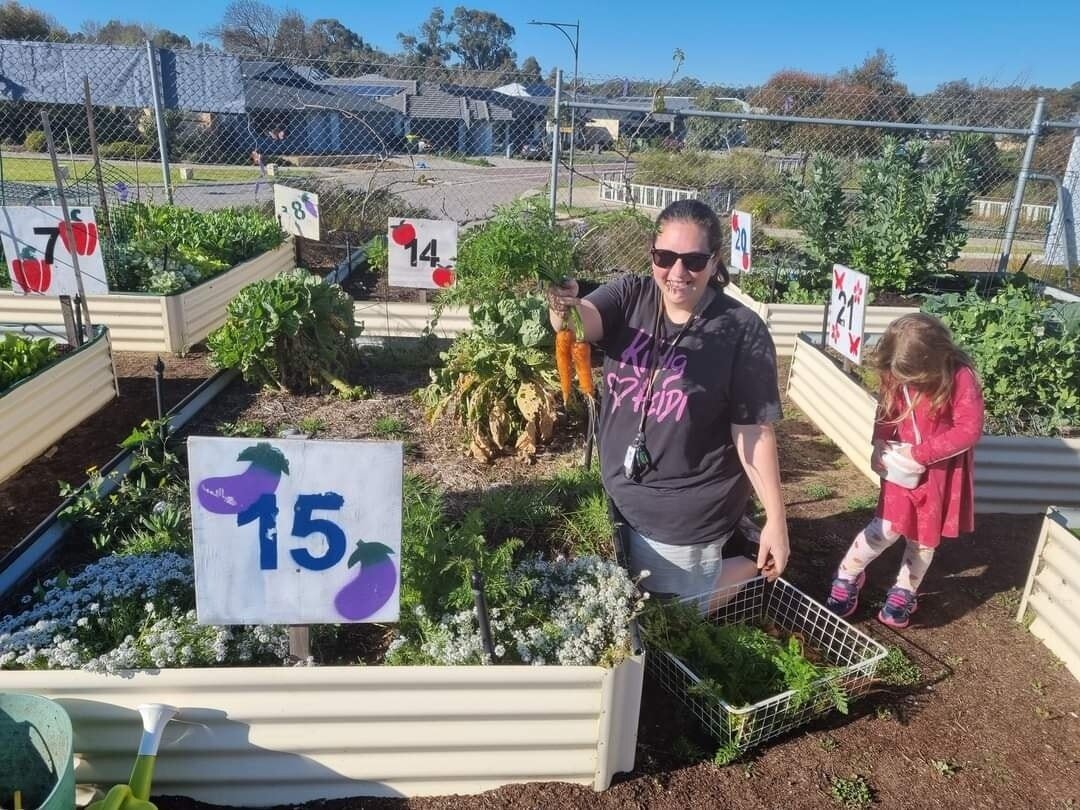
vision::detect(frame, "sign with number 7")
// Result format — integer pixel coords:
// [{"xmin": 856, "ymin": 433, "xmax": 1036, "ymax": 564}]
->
[
  {"xmin": 189, "ymin": 437, "xmax": 403, "ymax": 624},
  {"xmin": 0, "ymin": 205, "xmax": 109, "ymax": 296},
  {"xmin": 826, "ymin": 263, "xmax": 870, "ymax": 364}
]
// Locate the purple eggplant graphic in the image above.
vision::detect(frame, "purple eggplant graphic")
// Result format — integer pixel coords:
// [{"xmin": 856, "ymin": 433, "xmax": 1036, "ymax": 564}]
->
[
  {"xmin": 301, "ymin": 193, "xmax": 319, "ymax": 219},
  {"xmin": 197, "ymin": 443, "xmax": 290, "ymax": 515},
  {"xmin": 334, "ymin": 540, "xmax": 397, "ymax": 620}
]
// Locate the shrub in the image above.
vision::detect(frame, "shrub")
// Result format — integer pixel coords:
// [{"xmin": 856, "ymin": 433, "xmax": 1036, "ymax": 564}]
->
[
  {"xmin": 923, "ymin": 279, "xmax": 1080, "ymax": 435},
  {"xmin": 23, "ymin": 130, "xmax": 46, "ymax": 152},
  {"xmin": 735, "ymin": 191, "xmax": 791, "ymax": 226},
  {"xmin": 98, "ymin": 141, "xmax": 153, "ymax": 160},
  {"xmin": 0, "ymin": 333, "xmax": 58, "ymax": 391},
  {"xmin": 208, "ymin": 269, "xmax": 364, "ymax": 398}
]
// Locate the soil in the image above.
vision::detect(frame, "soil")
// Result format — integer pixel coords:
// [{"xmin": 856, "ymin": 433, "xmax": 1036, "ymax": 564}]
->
[
  {"xmin": 6, "ymin": 356, "xmax": 1079, "ymax": 809},
  {"xmin": 0, "ymin": 350, "xmax": 214, "ymax": 554}
]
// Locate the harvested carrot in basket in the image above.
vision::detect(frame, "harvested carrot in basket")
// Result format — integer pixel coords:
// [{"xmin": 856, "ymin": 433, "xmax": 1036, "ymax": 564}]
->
[
  {"xmin": 572, "ymin": 339, "xmax": 594, "ymax": 397},
  {"xmin": 555, "ymin": 328, "xmax": 575, "ymax": 404}
]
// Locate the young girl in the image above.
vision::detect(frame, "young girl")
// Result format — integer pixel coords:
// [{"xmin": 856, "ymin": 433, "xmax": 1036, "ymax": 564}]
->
[{"xmin": 826, "ymin": 313, "xmax": 984, "ymax": 628}]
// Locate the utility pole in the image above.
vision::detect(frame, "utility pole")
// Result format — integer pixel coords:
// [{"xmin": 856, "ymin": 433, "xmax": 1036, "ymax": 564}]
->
[{"xmin": 530, "ymin": 20, "xmax": 580, "ymax": 212}]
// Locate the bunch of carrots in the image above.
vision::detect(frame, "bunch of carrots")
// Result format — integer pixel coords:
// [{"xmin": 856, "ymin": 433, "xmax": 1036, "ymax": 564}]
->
[{"xmin": 555, "ymin": 309, "xmax": 594, "ymax": 404}]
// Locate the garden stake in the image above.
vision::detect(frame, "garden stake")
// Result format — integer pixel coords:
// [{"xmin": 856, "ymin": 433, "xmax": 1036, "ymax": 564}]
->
[
  {"xmin": 87, "ymin": 703, "xmax": 177, "ymax": 810},
  {"xmin": 153, "ymin": 357, "xmax": 165, "ymax": 420},
  {"xmin": 471, "ymin": 570, "xmax": 496, "ymax": 662}
]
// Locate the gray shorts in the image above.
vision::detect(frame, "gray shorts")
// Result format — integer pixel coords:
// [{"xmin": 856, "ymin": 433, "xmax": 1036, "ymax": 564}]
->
[{"xmin": 625, "ymin": 525, "xmax": 732, "ymax": 606}]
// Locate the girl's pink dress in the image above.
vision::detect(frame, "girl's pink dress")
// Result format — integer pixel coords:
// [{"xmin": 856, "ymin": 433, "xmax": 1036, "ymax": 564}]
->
[{"xmin": 872, "ymin": 366, "xmax": 985, "ymax": 548}]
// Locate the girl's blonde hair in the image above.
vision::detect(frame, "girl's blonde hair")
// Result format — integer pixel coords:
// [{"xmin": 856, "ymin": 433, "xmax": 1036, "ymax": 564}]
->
[{"xmin": 872, "ymin": 313, "xmax": 973, "ymax": 421}]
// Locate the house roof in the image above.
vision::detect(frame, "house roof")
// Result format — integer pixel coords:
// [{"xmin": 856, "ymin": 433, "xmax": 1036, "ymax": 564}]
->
[
  {"xmin": 241, "ymin": 61, "xmax": 393, "ymax": 114},
  {"xmin": 374, "ymin": 82, "xmax": 513, "ymax": 122},
  {"xmin": 0, "ymin": 39, "xmax": 246, "ymax": 113},
  {"xmin": 494, "ymin": 82, "xmax": 555, "ymax": 98},
  {"xmin": 440, "ymin": 85, "xmax": 545, "ymax": 120}
]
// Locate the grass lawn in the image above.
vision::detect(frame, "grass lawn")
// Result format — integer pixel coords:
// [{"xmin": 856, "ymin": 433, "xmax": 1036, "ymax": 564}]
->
[{"xmin": 0, "ymin": 155, "xmax": 309, "ymax": 185}]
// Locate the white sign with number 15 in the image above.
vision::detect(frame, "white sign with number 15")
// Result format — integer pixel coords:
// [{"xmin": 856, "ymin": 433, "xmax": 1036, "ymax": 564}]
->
[{"xmin": 826, "ymin": 263, "xmax": 870, "ymax": 365}]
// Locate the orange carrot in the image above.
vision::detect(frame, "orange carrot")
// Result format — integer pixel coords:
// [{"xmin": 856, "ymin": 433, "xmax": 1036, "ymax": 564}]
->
[
  {"xmin": 572, "ymin": 340, "xmax": 594, "ymax": 397},
  {"xmin": 555, "ymin": 328, "xmax": 574, "ymax": 404}
]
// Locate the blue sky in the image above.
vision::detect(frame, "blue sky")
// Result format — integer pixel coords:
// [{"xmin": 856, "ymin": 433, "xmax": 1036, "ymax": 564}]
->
[{"xmin": 27, "ymin": 0, "xmax": 1080, "ymax": 93}]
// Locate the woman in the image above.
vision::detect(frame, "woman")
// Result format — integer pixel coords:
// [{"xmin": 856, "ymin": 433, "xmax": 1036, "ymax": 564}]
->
[{"xmin": 549, "ymin": 199, "xmax": 789, "ymax": 603}]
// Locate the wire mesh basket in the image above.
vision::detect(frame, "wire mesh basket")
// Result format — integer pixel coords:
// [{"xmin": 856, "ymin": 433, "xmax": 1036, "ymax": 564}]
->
[{"xmin": 646, "ymin": 576, "xmax": 887, "ymax": 757}]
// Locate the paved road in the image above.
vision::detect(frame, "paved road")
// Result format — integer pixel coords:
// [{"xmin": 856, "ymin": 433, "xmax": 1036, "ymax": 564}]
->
[{"xmin": 170, "ymin": 157, "xmax": 621, "ymax": 223}]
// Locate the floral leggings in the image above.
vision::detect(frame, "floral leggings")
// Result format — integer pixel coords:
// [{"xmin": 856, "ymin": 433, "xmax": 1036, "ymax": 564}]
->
[{"xmin": 838, "ymin": 517, "xmax": 936, "ymax": 593}]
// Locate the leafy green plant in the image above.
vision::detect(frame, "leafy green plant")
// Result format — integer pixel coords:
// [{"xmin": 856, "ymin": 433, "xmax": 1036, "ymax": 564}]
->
[
  {"xmin": 370, "ymin": 415, "xmax": 409, "ymax": 438},
  {"xmin": 365, "ymin": 234, "xmax": 388, "ymax": 273},
  {"xmin": 846, "ymin": 493, "xmax": 879, "ymax": 511},
  {"xmin": 443, "ymin": 197, "xmax": 574, "ymax": 308},
  {"xmin": 923, "ymin": 280, "xmax": 1080, "ymax": 435},
  {"xmin": 876, "ymin": 646, "xmax": 921, "ymax": 686},
  {"xmin": 208, "ymin": 269, "xmax": 365, "ymax": 398},
  {"xmin": 218, "ymin": 419, "xmax": 269, "ymax": 438},
  {"xmin": 785, "ymin": 135, "xmax": 982, "ymax": 292},
  {"xmin": 420, "ymin": 295, "xmax": 559, "ymax": 461},
  {"xmin": 297, "ymin": 417, "xmax": 327, "ymax": 436},
  {"xmin": 59, "ymin": 419, "xmax": 189, "ymax": 555},
  {"xmin": 931, "ymin": 758, "xmax": 959, "ymax": 777},
  {"xmin": 805, "ymin": 484, "xmax": 835, "ymax": 501},
  {"xmin": 830, "ymin": 774, "xmax": 873, "ymax": 809},
  {"xmin": 0, "ymin": 333, "xmax": 59, "ymax": 391},
  {"xmin": 559, "ymin": 490, "xmax": 615, "ymax": 557}
]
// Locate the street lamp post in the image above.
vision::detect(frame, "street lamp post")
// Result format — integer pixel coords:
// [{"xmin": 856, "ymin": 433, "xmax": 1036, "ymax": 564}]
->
[{"xmin": 530, "ymin": 19, "xmax": 579, "ymax": 211}]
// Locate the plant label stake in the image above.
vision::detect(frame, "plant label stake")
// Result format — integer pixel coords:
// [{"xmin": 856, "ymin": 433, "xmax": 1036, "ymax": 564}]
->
[
  {"xmin": 59, "ymin": 294, "xmax": 79, "ymax": 346},
  {"xmin": 826, "ymin": 264, "xmax": 870, "ymax": 365},
  {"xmin": 471, "ymin": 570, "xmax": 496, "ymax": 662},
  {"xmin": 153, "ymin": 356, "xmax": 165, "ymax": 420}
]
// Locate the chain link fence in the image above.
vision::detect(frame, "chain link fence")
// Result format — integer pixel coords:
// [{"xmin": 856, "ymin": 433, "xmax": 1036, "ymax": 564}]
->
[{"xmin": 1, "ymin": 37, "xmax": 1076, "ymax": 304}]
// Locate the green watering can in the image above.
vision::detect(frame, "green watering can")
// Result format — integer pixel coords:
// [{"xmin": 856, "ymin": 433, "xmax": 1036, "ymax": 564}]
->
[
  {"xmin": 0, "ymin": 693, "xmax": 75, "ymax": 810},
  {"xmin": 87, "ymin": 704, "xmax": 177, "ymax": 810}
]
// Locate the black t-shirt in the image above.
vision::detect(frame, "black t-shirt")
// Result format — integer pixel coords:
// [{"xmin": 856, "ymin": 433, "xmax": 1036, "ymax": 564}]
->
[{"xmin": 587, "ymin": 276, "xmax": 781, "ymax": 546}]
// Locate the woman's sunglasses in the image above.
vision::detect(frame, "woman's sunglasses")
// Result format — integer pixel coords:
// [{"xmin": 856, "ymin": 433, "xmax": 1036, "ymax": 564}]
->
[{"xmin": 650, "ymin": 248, "xmax": 713, "ymax": 273}]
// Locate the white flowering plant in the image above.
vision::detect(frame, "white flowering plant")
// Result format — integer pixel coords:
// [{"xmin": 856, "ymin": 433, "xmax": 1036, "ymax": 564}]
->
[
  {"xmin": 385, "ymin": 555, "xmax": 647, "ymax": 667},
  {"xmin": 0, "ymin": 552, "xmax": 288, "ymax": 673}
]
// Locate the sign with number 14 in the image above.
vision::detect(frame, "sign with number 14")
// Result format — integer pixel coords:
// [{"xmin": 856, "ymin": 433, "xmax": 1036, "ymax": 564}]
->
[
  {"xmin": 189, "ymin": 437, "xmax": 402, "ymax": 625},
  {"xmin": 388, "ymin": 218, "xmax": 457, "ymax": 289},
  {"xmin": 826, "ymin": 263, "xmax": 870, "ymax": 364}
]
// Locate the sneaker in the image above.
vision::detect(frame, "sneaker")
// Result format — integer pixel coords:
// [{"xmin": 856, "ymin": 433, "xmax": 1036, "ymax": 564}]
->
[
  {"xmin": 826, "ymin": 571, "xmax": 866, "ymax": 618},
  {"xmin": 878, "ymin": 587, "xmax": 918, "ymax": 629}
]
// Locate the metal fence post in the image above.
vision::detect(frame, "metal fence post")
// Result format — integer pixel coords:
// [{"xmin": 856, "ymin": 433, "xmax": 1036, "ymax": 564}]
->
[
  {"xmin": 145, "ymin": 40, "xmax": 174, "ymax": 204},
  {"xmin": 549, "ymin": 70, "xmax": 563, "ymax": 222},
  {"xmin": 997, "ymin": 96, "xmax": 1046, "ymax": 276}
]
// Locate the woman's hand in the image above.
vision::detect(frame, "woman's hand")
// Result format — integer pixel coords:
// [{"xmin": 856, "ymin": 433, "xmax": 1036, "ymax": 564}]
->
[
  {"xmin": 756, "ymin": 519, "xmax": 790, "ymax": 581},
  {"xmin": 547, "ymin": 279, "xmax": 580, "ymax": 315}
]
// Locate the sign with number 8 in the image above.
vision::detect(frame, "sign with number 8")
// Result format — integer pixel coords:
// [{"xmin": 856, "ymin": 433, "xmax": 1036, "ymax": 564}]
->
[{"xmin": 274, "ymin": 184, "xmax": 320, "ymax": 241}]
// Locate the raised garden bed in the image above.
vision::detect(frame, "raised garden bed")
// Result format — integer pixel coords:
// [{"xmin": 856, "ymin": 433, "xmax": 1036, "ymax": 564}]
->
[
  {"xmin": 1017, "ymin": 507, "xmax": 1080, "ymax": 681},
  {"xmin": 0, "ymin": 241, "xmax": 294, "ymax": 352},
  {"xmin": 0, "ymin": 325, "xmax": 116, "ymax": 483},
  {"xmin": 726, "ymin": 282, "xmax": 918, "ymax": 357},
  {"xmin": 0, "ymin": 657, "xmax": 643, "ymax": 803},
  {"xmin": 788, "ymin": 331, "xmax": 1080, "ymax": 513}
]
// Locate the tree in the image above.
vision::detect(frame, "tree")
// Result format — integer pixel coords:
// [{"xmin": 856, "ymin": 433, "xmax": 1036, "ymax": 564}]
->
[
  {"xmin": 209, "ymin": 0, "xmax": 282, "ymax": 56},
  {"xmin": 0, "ymin": 0, "xmax": 65, "ymax": 39},
  {"xmin": 447, "ymin": 7, "xmax": 515, "ymax": 71},
  {"xmin": 272, "ymin": 10, "xmax": 308, "ymax": 58},
  {"xmin": 520, "ymin": 56, "xmax": 541, "ymax": 79},
  {"xmin": 397, "ymin": 7, "xmax": 451, "ymax": 66},
  {"xmin": 79, "ymin": 20, "xmax": 191, "ymax": 48}
]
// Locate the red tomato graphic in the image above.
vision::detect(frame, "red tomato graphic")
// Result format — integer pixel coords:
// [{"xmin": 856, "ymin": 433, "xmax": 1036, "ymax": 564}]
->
[
  {"xmin": 58, "ymin": 210, "xmax": 98, "ymax": 256},
  {"xmin": 432, "ymin": 266, "xmax": 455, "ymax": 288},
  {"xmin": 11, "ymin": 247, "xmax": 52, "ymax": 294},
  {"xmin": 391, "ymin": 222, "xmax": 416, "ymax": 246}
]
